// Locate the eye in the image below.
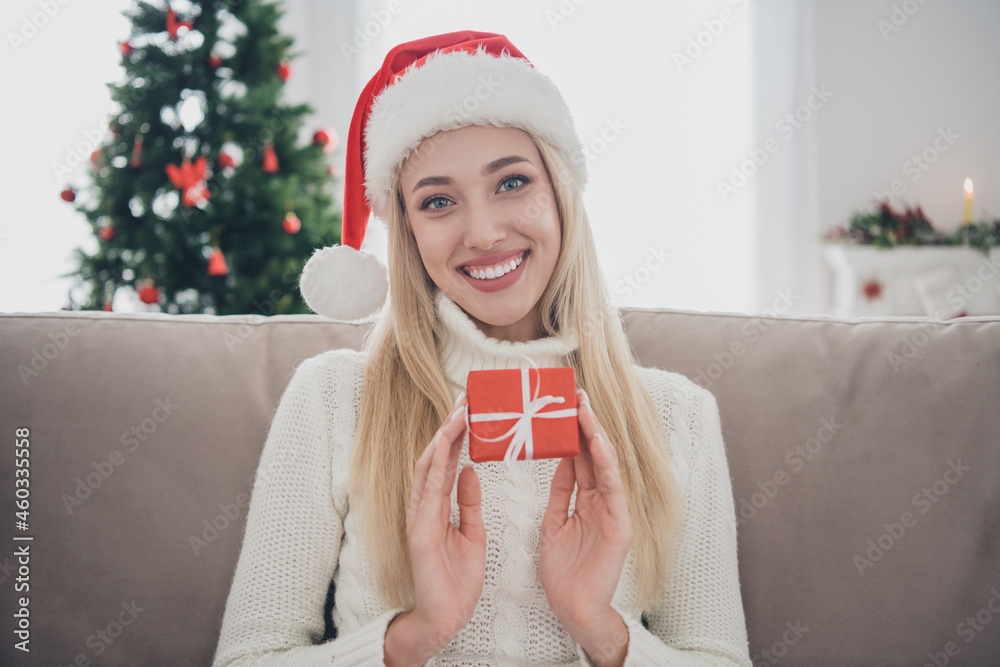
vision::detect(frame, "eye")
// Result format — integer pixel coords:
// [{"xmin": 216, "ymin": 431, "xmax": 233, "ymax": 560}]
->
[
  {"xmin": 498, "ymin": 174, "xmax": 530, "ymax": 193},
  {"xmin": 420, "ymin": 195, "xmax": 453, "ymax": 211}
]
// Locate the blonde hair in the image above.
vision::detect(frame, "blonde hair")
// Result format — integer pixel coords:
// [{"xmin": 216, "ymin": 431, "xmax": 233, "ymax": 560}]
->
[{"xmin": 348, "ymin": 131, "xmax": 682, "ymax": 613}]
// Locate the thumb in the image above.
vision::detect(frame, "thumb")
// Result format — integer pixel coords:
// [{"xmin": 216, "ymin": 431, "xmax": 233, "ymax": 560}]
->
[{"xmin": 456, "ymin": 465, "xmax": 485, "ymax": 543}]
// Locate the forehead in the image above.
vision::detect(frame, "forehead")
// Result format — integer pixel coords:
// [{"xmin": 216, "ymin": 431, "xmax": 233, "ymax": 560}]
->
[{"xmin": 398, "ymin": 125, "xmax": 541, "ymax": 184}]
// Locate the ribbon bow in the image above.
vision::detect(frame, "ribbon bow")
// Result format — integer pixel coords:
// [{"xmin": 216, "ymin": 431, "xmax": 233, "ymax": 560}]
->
[{"xmin": 468, "ymin": 355, "xmax": 578, "ymax": 470}]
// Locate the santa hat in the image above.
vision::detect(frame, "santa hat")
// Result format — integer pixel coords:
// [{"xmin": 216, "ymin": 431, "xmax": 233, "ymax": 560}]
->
[{"xmin": 299, "ymin": 30, "xmax": 587, "ymax": 321}]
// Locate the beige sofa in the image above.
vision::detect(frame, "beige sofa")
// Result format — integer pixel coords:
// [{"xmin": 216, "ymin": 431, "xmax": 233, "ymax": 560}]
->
[{"xmin": 1, "ymin": 307, "xmax": 998, "ymax": 666}]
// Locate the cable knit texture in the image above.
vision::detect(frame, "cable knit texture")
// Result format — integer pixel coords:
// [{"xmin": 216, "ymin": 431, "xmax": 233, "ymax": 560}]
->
[{"xmin": 213, "ymin": 289, "xmax": 752, "ymax": 666}]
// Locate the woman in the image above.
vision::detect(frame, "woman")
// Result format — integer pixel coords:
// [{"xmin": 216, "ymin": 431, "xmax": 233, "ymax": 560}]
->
[{"xmin": 213, "ymin": 31, "xmax": 751, "ymax": 666}]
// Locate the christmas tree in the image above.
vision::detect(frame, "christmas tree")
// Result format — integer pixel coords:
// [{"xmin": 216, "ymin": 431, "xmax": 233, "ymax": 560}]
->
[{"xmin": 64, "ymin": 0, "xmax": 341, "ymax": 315}]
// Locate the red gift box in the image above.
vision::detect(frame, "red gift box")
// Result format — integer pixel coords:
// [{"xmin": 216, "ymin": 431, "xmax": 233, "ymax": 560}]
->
[{"xmin": 466, "ymin": 366, "xmax": 579, "ymax": 467}]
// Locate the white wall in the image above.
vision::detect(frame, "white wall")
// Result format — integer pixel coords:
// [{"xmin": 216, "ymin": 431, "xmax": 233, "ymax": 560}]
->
[
  {"xmin": 816, "ymin": 0, "xmax": 999, "ymax": 234},
  {"xmin": 0, "ymin": 0, "xmax": 133, "ymax": 312},
  {"xmin": 752, "ymin": 0, "xmax": 1000, "ymax": 315}
]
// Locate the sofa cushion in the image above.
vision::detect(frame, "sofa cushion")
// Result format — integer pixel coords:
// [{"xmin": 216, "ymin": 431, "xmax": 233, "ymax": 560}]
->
[{"xmin": 622, "ymin": 309, "xmax": 1000, "ymax": 666}]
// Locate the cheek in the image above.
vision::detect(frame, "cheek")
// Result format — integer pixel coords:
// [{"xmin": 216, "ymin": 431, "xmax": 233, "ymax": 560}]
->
[
  {"xmin": 411, "ymin": 222, "xmax": 454, "ymax": 272},
  {"xmin": 517, "ymin": 200, "xmax": 561, "ymax": 248},
  {"xmin": 511, "ymin": 190, "xmax": 560, "ymax": 232}
]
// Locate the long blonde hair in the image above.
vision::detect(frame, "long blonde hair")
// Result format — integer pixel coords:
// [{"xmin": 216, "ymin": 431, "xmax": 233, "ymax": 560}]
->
[{"xmin": 348, "ymin": 131, "xmax": 682, "ymax": 614}]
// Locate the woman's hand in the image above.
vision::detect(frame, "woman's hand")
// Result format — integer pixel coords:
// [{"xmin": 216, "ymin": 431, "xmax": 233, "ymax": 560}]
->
[
  {"xmin": 401, "ymin": 393, "xmax": 486, "ymax": 656},
  {"xmin": 539, "ymin": 389, "xmax": 633, "ymax": 659}
]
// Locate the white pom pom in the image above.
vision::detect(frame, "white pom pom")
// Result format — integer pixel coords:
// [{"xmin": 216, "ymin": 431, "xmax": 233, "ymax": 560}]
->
[{"xmin": 299, "ymin": 245, "xmax": 388, "ymax": 321}]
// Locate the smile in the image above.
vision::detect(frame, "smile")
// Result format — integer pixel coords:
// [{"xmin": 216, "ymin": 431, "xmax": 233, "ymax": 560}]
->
[
  {"xmin": 458, "ymin": 250, "xmax": 529, "ymax": 293},
  {"xmin": 461, "ymin": 251, "xmax": 527, "ymax": 280}
]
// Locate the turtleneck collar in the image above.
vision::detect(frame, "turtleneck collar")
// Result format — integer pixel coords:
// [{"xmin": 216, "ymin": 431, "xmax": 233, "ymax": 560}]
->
[{"xmin": 434, "ymin": 289, "xmax": 579, "ymax": 390}]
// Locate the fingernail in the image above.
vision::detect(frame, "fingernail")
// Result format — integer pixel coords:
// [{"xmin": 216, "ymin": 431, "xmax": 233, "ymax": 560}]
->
[
  {"xmin": 448, "ymin": 404, "xmax": 465, "ymax": 423},
  {"xmin": 453, "ymin": 390, "xmax": 466, "ymax": 408},
  {"xmin": 578, "ymin": 388, "xmax": 590, "ymax": 406}
]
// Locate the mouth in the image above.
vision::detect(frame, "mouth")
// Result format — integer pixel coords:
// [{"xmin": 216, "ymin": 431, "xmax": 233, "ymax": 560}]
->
[
  {"xmin": 459, "ymin": 250, "xmax": 528, "ymax": 280},
  {"xmin": 457, "ymin": 250, "xmax": 529, "ymax": 292}
]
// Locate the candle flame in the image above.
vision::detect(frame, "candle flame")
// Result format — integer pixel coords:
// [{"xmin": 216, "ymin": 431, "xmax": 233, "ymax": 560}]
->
[{"xmin": 964, "ymin": 178, "xmax": 974, "ymax": 195}]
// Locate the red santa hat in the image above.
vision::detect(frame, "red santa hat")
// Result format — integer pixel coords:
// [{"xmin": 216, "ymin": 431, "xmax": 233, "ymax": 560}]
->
[{"xmin": 299, "ymin": 30, "xmax": 587, "ymax": 321}]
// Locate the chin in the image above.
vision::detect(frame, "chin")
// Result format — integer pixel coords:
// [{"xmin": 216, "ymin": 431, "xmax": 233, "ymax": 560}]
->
[{"xmin": 464, "ymin": 302, "xmax": 523, "ymax": 327}]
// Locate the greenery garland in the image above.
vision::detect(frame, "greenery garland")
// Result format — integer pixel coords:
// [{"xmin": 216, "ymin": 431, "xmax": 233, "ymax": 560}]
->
[{"xmin": 824, "ymin": 201, "xmax": 1000, "ymax": 255}]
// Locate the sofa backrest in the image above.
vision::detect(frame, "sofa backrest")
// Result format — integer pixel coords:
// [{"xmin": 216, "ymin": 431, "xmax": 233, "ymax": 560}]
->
[{"xmin": 1, "ymin": 309, "xmax": 998, "ymax": 666}]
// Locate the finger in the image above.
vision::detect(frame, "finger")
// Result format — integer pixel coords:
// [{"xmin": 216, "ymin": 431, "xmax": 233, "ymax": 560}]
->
[
  {"xmin": 574, "ymin": 390, "xmax": 599, "ymax": 491},
  {"xmin": 408, "ymin": 431, "xmax": 441, "ymax": 522},
  {"xmin": 577, "ymin": 394, "xmax": 629, "ymax": 518},
  {"xmin": 424, "ymin": 399, "xmax": 467, "ymax": 502},
  {"xmin": 411, "ymin": 401, "xmax": 468, "ymax": 541},
  {"xmin": 410, "ymin": 395, "xmax": 466, "ymax": 523},
  {"xmin": 590, "ymin": 432, "xmax": 625, "ymax": 497},
  {"xmin": 456, "ymin": 465, "xmax": 485, "ymax": 543},
  {"xmin": 442, "ymin": 398, "xmax": 469, "ymax": 495},
  {"xmin": 541, "ymin": 455, "xmax": 575, "ymax": 537}
]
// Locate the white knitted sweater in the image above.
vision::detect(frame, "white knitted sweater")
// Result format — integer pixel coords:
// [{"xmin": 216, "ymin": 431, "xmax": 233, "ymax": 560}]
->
[{"xmin": 213, "ymin": 290, "xmax": 752, "ymax": 666}]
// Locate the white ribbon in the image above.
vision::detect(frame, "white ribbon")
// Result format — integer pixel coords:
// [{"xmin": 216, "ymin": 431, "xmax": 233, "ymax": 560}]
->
[{"xmin": 468, "ymin": 355, "xmax": 577, "ymax": 470}]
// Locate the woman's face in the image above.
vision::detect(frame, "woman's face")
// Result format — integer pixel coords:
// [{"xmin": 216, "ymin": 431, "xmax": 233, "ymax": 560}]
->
[{"xmin": 399, "ymin": 125, "xmax": 562, "ymax": 343}]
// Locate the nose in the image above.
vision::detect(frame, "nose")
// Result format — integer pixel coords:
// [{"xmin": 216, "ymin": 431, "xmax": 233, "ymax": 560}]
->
[{"xmin": 462, "ymin": 197, "xmax": 508, "ymax": 251}]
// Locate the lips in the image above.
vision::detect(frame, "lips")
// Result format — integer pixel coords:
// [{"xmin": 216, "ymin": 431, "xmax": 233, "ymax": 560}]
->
[{"xmin": 460, "ymin": 247, "xmax": 527, "ymax": 267}]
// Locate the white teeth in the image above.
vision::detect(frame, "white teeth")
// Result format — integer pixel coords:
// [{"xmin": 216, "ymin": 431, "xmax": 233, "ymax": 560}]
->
[{"xmin": 465, "ymin": 252, "xmax": 525, "ymax": 280}]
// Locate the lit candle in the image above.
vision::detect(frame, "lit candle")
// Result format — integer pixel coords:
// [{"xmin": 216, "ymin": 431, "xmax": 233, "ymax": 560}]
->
[{"xmin": 963, "ymin": 178, "xmax": 974, "ymax": 225}]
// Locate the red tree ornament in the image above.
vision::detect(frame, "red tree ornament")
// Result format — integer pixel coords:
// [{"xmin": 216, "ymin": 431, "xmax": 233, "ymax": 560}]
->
[
  {"xmin": 99, "ymin": 225, "xmax": 115, "ymax": 241},
  {"xmin": 312, "ymin": 128, "xmax": 338, "ymax": 153},
  {"xmin": 209, "ymin": 55, "xmax": 222, "ymax": 68},
  {"xmin": 207, "ymin": 247, "xmax": 229, "ymax": 276},
  {"xmin": 217, "ymin": 151, "xmax": 236, "ymax": 170},
  {"xmin": 138, "ymin": 284, "xmax": 160, "ymax": 305},
  {"xmin": 60, "ymin": 187, "xmax": 76, "ymax": 202},
  {"xmin": 130, "ymin": 135, "xmax": 143, "ymax": 168},
  {"xmin": 103, "ymin": 303, "xmax": 113, "ymax": 312},
  {"xmin": 262, "ymin": 143, "xmax": 279, "ymax": 173},
  {"xmin": 165, "ymin": 156, "xmax": 210, "ymax": 207},
  {"xmin": 121, "ymin": 41, "xmax": 132, "ymax": 57},
  {"xmin": 166, "ymin": 6, "xmax": 193, "ymax": 41},
  {"xmin": 276, "ymin": 60, "xmax": 292, "ymax": 81},
  {"xmin": 282, "ymin": 211, "xmax": 301, "ymax": 234}
]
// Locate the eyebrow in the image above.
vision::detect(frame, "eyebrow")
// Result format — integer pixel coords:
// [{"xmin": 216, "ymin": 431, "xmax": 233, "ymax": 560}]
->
[
  {"xmin": 482, "ymin": 155, "xmax": 529, "ymax": 175},
  {"xmin": 410, "ymin": 155, "xmax": 531, "ymax": 194},
  {"xmin": 411, "ymin": 176, "xmax": 451, "ymax": 193}
]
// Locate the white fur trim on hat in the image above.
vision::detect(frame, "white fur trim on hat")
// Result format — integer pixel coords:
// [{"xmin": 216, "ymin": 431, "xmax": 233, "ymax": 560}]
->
[
  {"xmin": 299, "ymin": 245, "xmax": 388, "ymax": 321},
  {"xmin": 363, "ymin": 47, "xmax": 587, "ymax": 220}
]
